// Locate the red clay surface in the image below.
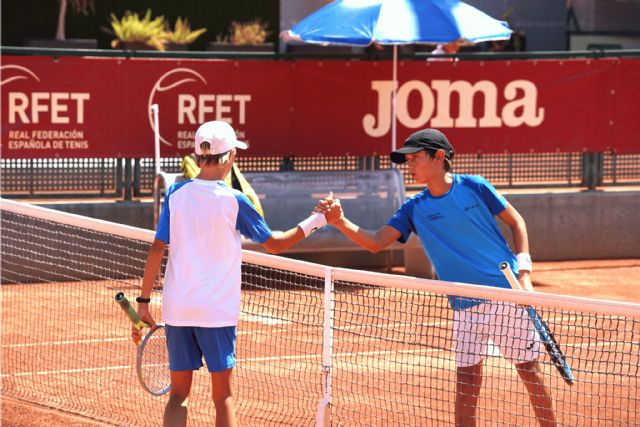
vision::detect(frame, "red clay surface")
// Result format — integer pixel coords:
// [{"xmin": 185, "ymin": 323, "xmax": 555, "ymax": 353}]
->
[{"xmin": 2, "ymin": 258, "xmax": 640, "ymax": 426}]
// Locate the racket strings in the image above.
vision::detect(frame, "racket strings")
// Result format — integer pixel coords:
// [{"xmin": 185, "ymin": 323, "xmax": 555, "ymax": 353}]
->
[{"xmin": 139, "ymin": 327, "xmax": 171, "ymax": 395}]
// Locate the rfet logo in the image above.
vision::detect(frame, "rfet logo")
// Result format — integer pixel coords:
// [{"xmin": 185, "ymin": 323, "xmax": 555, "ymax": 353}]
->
[
  {"xmin": 2, "ymin": 64, "xmax": 90, "ymax": 125},
  {"xmin": 1, "ymin": 64, "xmax": 91, "ymax": 152},
  {"xmin": 363, "ymin": 79, "xmax": 545, "ymax": 137},
  {"xmin": 148, "ymin": 68, "xmax": 252, "ymax": 149}
]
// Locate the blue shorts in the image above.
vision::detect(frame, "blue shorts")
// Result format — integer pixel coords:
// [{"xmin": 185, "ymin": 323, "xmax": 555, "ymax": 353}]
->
[{"xmin": 165, "ymin": 325, "xmax": 236, "ymax": 373}]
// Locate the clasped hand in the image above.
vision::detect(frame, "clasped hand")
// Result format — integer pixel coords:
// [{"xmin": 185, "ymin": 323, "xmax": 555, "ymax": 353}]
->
[{"xmin": 315, "ymin": 192, "xmax": 344, "ymax": 225}]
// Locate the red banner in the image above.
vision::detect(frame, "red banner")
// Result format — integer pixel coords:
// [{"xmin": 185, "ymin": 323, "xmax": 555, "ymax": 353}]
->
[{"xmin": 1, "ymin": 55, "xmax": 638, "ymax": 158}]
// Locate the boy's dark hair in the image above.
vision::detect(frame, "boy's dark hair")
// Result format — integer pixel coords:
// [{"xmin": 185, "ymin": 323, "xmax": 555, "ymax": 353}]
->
[
  {"xmin": 195, "ymin": 142, "xmax": 232, "ymax": 167},
  {"xmin": 426, "ymin": 149, "xmax": 453, "ymax": 172}
]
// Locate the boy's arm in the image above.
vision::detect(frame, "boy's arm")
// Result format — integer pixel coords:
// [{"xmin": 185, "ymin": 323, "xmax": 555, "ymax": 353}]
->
[
  {"xmin": 261, "ymin": 212, "xmax": 327, "ymax": 254},
  {"xmin": 332, "ymin": 218, "xmax": 401, "ymax": 254},
  {"xmin": 137, "ymin": 239, "xmax": 165, "ymax": 325},
  {"xmin": 498, "ymin": 203, "xmax": 529, "ymax": 253},
  {"xmin": 498, "ymin": 203, "xmax": 533, "ymax": 290},
  {"xmin": 261, "ymin": 227, "xmax": 306, "ymax": 254},
  {"xmin": 322, "ymin": 198, "xmax": 401, "ymax": 253}
]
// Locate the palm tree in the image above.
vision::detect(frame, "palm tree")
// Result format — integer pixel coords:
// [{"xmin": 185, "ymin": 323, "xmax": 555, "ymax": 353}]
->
[{"xmin": 56, "ymin": 0, "xmax": 94, "ymax": 40}]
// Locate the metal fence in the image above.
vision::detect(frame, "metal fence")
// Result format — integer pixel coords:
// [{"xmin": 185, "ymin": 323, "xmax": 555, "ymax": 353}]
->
[
  {"xmin": 1, "ymin": 158, "xmax": 123, "ymax": 197},
  {"xmin": 2, "ymin": 152, "xmax": 639, "ymax": 199}
]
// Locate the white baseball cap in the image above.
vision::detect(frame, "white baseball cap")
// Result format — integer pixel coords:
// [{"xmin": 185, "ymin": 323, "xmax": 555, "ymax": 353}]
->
[{"xmin": 194, "ymin": 121, "xmax": 248, "ymax": 155}]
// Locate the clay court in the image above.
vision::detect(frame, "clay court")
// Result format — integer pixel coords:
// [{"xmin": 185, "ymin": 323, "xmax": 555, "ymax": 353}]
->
[
  {"xmin": 2, "ymin": 258, "xmax": 639, "ymax": 427},
  {"xmin": 2, "ymin": 1, "xmax": 640, "ymax": 423}
]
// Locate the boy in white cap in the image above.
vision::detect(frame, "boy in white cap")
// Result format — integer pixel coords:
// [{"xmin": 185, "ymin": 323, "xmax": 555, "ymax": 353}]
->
[{"xmin": 132, "ymin": 121, "xmax": 327, "ymax": 427}]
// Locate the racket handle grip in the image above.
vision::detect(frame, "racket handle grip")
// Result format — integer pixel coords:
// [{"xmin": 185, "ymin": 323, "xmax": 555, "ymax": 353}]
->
[
  {"xmin": 499, "ymin": 262, "xmax": 522, "ymax": 290},
  {"xmin": 115, "ymin": 292, "xmax": 148, "ymax": 331}
]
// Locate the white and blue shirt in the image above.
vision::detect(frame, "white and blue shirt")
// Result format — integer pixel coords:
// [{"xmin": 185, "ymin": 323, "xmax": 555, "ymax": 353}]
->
[
  {"xmin": 155, "ymin": 179, "xmax": 272, "ymax": 327},
  {"xmin": 388, "ymin": 174, "xmax": 517, "ymax": 310}
]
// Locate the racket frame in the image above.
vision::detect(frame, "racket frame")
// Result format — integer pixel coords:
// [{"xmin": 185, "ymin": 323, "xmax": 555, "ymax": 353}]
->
[
  {"xmin": 136, "ymin": 323, "xmax": 171, "ymax": 396},
  {"xmin": 115, "ymin": 292, "xmax": 171, "ymax": 395},
  {"xmin": 499, "ymin": 262, "xmax": 575, "ymax": 385}
]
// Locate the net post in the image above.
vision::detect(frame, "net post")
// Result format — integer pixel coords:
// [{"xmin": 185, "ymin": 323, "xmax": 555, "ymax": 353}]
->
[
  {"xmin": 316, "ymin": 266, "xmax": 333, "ymax": 427},
  {"xmin": 151, "ymin": 104, "xmax": 161, "ymax": 176}
]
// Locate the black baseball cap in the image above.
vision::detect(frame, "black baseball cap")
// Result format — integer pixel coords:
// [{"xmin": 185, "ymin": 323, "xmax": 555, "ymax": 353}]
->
[{"xmin": 390, "ymin": 129, "xmax": 455, "ymax": 164}]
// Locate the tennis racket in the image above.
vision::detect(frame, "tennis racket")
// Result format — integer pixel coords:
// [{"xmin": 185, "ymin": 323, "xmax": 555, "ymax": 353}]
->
[
  {"xmin": 114, "ymin": 292, "xmax": 171, "ymax": 396},
  {"xmin": 499, "ymin": 262, "xmax": 575, "ymax": 385}
]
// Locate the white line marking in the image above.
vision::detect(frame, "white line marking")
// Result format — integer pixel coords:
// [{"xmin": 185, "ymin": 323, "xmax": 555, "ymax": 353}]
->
[
  {"xmin": 238, "ymin": 347, "xmax": 448, "ymax": 363},
  {"xmin": 240, "ymin": 314, "xmax": 290, "ymax": 325},
  {"xmin": 3, "ymin": 337, "xmax": 128, "ymax": 349},
  {"xmin": 3, "ymin": 364, "xmax": 134, "ymax": 378},
  {"xmin": 2, "ymin": 347, "xmax": 449, "ymax": 378},
  {"xmin": 4, "ymin": 339, "xmax": 637, "ymax": 379}
]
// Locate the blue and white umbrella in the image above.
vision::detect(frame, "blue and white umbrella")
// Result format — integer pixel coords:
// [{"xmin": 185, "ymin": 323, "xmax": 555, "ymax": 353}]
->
[{"xmin": 283, "ymin": 0, "xmax": 512, "ymax": 150}]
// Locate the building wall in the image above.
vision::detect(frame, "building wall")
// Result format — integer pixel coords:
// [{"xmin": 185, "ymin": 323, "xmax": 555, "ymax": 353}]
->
[
  {"xmin": 569, "ymin": 34, "xmax": 640, "ymax": 50},
  {"xmin": 464, "ymin": 0, "xmax": 566, "ymax": 51},
  {"xmin": 573, "ymin": 0, "xmax": 640, "ymax": 32}
]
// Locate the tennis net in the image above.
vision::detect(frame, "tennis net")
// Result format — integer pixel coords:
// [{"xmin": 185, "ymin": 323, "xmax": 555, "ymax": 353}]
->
[{"xmin": 1, "ymin": 198, "xmax": 639, "ymax": 426}]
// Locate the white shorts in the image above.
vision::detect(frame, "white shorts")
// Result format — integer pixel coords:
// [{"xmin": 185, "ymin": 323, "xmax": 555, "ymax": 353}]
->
[{"xmin": 453, "ymin": 302, "xmax": 541, "ymax": 368}]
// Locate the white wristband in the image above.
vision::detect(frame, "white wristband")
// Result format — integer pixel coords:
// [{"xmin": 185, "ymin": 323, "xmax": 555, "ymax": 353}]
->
[
  {"xmin": 516, "ymin": 253, "xmax": 533, "ymax": 272},
  {"xmin": 298, "ymin": 213, "xmax": 327, "ymax": 237}
]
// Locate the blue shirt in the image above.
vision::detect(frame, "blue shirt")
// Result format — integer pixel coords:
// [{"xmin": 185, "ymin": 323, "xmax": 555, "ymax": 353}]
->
[{"xmin": 388, "ymin": 174, "xmax": 517, "ymax": 310}]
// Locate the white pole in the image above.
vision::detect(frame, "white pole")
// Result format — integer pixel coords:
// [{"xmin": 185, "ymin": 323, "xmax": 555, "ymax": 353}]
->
[
  {"xmin": 316, "ymin": 266, "xmax": 333, "ymax": 427},
  {"xmin": 391, "ymin": 45, "xmax": 398, "ymax": 153},
  {"xmin": 150, "ymin": 104, "xmax": 161, "ymax": 176}
]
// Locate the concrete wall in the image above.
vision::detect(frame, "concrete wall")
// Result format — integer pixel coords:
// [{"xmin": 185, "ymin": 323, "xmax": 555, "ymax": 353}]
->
[
  {"xmin": 39, "ymin": 201, "xmax": 155, "ymax": 230},
  {"xmin": 37, "ymin": 189, "xmax": 640, "ymax": 272},
  {"xmin": 503, "ymin": 191, "xmax": 640, "ymax": 260}
]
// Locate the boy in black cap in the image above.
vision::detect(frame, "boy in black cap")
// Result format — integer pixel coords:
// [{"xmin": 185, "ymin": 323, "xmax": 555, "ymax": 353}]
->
[{"xmin": 318, "ymin": 128, "xmax": 556, "ymax": 427}]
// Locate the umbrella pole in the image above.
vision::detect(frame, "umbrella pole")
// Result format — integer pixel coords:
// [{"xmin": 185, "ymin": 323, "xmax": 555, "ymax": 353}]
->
[{"xmin": 391, "ymin": 45, "xmax": 398, "ymax": 153}]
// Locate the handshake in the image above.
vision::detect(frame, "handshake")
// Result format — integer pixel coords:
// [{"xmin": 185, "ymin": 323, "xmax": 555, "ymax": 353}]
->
[{"xmin": 297, "ymin": 192, "xmax": 345, "ymax": 237}]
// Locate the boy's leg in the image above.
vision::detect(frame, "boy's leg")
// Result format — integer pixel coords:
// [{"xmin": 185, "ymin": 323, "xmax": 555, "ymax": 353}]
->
[
  {"xmin": 164, "ymin": 370, "xmax": 193, "ymax": 427},
  {"xmin": 195, "ymin": 326, "xmax": 237, "ymax": 427},
  {"xmin": 453, "ymin": 304, "xmax": 489, "ymax": 427},
  {"xmin": 456, "ymin": 362, "xmax": 483, "ymax": 427},
  {"xmin": 491, "ymin": 304, "xmax": 556, "ymax": 427},
  {"xmin": 515, "ymin": 361, "xmax": 557, "ymax": 427},
  {"xmin": 164, "ymin": 325, "xmax": 204, "ymax": 427},
  {"xmin": 211, "ymin": 367, "xmax": 237, "ymax": 427}
]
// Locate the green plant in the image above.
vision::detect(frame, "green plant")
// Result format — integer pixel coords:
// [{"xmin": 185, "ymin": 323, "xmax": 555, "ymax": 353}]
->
[
  {"xmin": 108, "ymin": 9, "xmax": 169, "ymax": 51},
  {"xmin": 218, "ymin": 18, "xmax": 271, "ymax": 45},
  {"xmin": 167, "ymin": 17, "xmax": 207, "ymax": 45}
]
